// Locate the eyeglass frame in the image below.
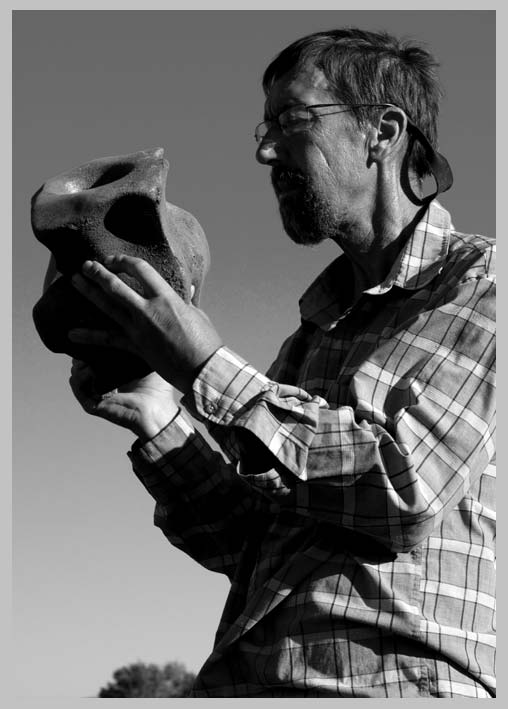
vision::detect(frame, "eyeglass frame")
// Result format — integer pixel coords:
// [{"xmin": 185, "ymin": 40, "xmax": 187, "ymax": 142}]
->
[
  {"xmin": 254, "ymin": 102, "xmax": 453, "ymax": 198},
  {"xmin": 254, "ymin": 102, "xmax": 399, "ymax": 143}
]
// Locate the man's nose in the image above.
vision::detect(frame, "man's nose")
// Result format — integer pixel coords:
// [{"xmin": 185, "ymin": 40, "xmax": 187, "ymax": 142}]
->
[{"xmin": 255, "ymin": 135, "xmax": 283, "ymax": 165}]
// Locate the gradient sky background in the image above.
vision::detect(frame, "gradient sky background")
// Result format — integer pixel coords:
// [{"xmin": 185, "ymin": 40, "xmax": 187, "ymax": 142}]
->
[{"xmin": 13, "ymin": 10, "xmax": 495, "ymax": 699}]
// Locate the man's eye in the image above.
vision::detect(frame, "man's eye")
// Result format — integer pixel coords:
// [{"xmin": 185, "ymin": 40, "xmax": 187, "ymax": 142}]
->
[{"xmin": 280, "ymin": 108, "xmax": 309, "ymax": 127}]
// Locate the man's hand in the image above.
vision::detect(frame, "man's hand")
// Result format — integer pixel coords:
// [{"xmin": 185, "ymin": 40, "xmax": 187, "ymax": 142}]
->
[
  {"xmin": 68, "ymin": 255, "xmax": 223, "ymax": 393},
  {"xmin": 69, "ymin": 359, "xmax": 179, "ymax": 442}
]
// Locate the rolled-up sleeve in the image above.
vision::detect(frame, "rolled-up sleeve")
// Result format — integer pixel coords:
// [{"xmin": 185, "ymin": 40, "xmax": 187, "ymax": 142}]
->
[{"xmin": 128, "ymin": 411, "xmax": 274, "ymax": 579}]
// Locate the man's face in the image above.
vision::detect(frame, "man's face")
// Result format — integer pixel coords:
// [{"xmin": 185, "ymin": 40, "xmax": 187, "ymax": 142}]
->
[{"xmin": 256, "ymin": 65, "xmax": 372, "ymax": 246}]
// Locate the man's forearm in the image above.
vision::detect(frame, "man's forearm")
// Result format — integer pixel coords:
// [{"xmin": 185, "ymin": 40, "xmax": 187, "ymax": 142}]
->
[{"xmin": 128, "ymin": 411, "xmax": 274, "ymax": 580}]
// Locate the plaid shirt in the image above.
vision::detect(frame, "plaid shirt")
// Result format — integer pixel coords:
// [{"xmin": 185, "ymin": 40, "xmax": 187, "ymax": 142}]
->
[{"xmin": 129, "ymin": 200, "xmax": 496, "ymax": 698}]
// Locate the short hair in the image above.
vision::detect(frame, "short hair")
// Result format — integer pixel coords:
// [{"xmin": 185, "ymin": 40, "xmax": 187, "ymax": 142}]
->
[{"xmin": 262, "ymin": 28, "xmax": 443, "ymax": 179}]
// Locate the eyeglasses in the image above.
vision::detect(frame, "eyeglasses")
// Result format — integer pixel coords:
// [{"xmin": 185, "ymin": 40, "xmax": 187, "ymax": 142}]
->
[
  {"xmin": 254, "ymin": 103, "xmax": 398, "ymax": 143},
  {"xmin": 254, "ymin": 102, "xmax": 453, "ymax": 198}
]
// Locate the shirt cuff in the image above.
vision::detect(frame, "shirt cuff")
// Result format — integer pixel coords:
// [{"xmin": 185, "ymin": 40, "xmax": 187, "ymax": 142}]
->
[
  {"xmin": 181, "ymin": 345, "xmax": 275, "ymax": 424},
  {"xmin": 129, "ymin": 408, "xmax": 194, "ymax": 459},
  {"xmin": 128, "ymin": 410, "xmax": 211, "ymax": 502}
]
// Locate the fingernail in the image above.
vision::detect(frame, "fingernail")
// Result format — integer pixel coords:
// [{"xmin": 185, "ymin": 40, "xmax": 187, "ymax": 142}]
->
[{"xmin": 82, "ymin": 260, "xmax": 94, "ymax": 271}]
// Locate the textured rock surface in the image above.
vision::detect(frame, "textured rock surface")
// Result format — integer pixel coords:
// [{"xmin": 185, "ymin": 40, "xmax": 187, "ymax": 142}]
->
[{"xmin": 32, "ymin": 147, "xmax": 210, "ymax": 391}]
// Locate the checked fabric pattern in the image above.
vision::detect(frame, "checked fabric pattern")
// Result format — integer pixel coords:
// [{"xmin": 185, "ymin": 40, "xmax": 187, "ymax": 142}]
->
[{"xmin": 129, "ymin": 200, "xmax": 495, "ymax": 698}]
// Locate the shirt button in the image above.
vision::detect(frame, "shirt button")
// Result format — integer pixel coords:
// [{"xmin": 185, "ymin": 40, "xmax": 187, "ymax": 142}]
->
[{"xmin": 204, "ymin": 402, "xmax": 217, "ymax": 414}]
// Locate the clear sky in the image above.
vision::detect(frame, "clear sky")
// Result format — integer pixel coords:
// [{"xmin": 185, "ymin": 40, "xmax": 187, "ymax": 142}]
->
[{"xmin": 13, "ymin": 9, "xmax": 495, "ymax": 698}]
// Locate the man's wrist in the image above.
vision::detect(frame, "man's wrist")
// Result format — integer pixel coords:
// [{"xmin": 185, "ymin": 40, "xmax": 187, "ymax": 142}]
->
[{"xmin": 132, "ymin": 406, "xmax": 180, "ymax": 444}]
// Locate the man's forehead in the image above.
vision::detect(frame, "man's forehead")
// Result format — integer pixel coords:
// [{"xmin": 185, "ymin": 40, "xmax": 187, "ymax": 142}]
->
[{"xmin": 263, "ymin": 65, "xmax": 333, "ymax": 118}]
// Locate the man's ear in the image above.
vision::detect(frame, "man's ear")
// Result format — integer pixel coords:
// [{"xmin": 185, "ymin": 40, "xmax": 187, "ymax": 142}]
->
[{"xmin": 368, "ymin": 107, "xmax": 408, "ymax": 163}]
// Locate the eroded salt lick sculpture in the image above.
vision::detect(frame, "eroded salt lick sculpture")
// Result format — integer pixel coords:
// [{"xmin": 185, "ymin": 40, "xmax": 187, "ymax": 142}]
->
[{"xmin": 32, "ymin": 147, "xmax": 210, "ymax": 391}]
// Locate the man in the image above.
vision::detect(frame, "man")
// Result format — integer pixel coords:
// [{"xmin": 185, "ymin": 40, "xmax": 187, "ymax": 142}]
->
[{"xmin": 68, "ymin": 29, "xmax": 495, "ymax": 698}]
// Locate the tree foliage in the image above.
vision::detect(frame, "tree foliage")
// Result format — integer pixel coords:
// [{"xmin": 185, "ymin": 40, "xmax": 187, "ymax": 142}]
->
[{"xmin": 98, "ymin": 660, "xmax": 196, "ymax": 698}]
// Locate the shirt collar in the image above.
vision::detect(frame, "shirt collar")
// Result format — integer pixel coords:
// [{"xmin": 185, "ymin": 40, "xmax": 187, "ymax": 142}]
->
[{"xmin": 299, "ymin": 200, "xmax": 453, "ymax": 330}]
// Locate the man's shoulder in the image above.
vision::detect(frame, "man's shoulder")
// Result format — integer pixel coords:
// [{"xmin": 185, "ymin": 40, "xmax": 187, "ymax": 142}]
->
[{"xmin": 446, "ymin": 229, "xmax": 496, "ymax": 282}]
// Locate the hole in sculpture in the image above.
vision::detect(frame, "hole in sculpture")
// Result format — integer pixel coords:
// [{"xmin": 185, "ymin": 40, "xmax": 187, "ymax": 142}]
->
[
  {"xmin": 90, "ymin": 163, "xmax": 134, "ymax": 189},
  {"xmin": 104, "ymin": 195, "xmax": 165, "ymax": 245}
]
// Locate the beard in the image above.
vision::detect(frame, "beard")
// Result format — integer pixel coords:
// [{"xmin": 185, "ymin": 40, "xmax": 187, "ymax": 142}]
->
[{"xmin": 271, "ymin": 167, "xmax": 342, "ymax": 245}]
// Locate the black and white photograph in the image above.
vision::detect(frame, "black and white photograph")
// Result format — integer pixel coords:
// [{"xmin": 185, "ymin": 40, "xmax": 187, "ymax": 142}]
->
[{"xmin": 12, "ymin": 9, "xmax": 495, "ymax": 699}]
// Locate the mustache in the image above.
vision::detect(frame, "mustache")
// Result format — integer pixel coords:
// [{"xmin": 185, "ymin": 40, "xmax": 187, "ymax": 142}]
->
[{"xmin": 271, "ymin": 167, "xmax": 308, "ymax": 192}]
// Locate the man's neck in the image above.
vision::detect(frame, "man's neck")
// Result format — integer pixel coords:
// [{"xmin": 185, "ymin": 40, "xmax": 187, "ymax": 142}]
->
[{"xmin": 334, "ymin": 188, "xmax": 427, "ymax": 293}]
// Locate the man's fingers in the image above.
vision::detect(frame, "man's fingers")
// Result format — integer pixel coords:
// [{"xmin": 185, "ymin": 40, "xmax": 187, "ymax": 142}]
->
[
  {"xmin": 71, "ymin": 273, "xmax": 134, "ymax": 331},
  {"xmin": 103, "ymin": 254, "xmax": 180, "ymax": 300},
  {"xmin": 81, "ymin": 261, "xmax": 146, "ymax": 306}
]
